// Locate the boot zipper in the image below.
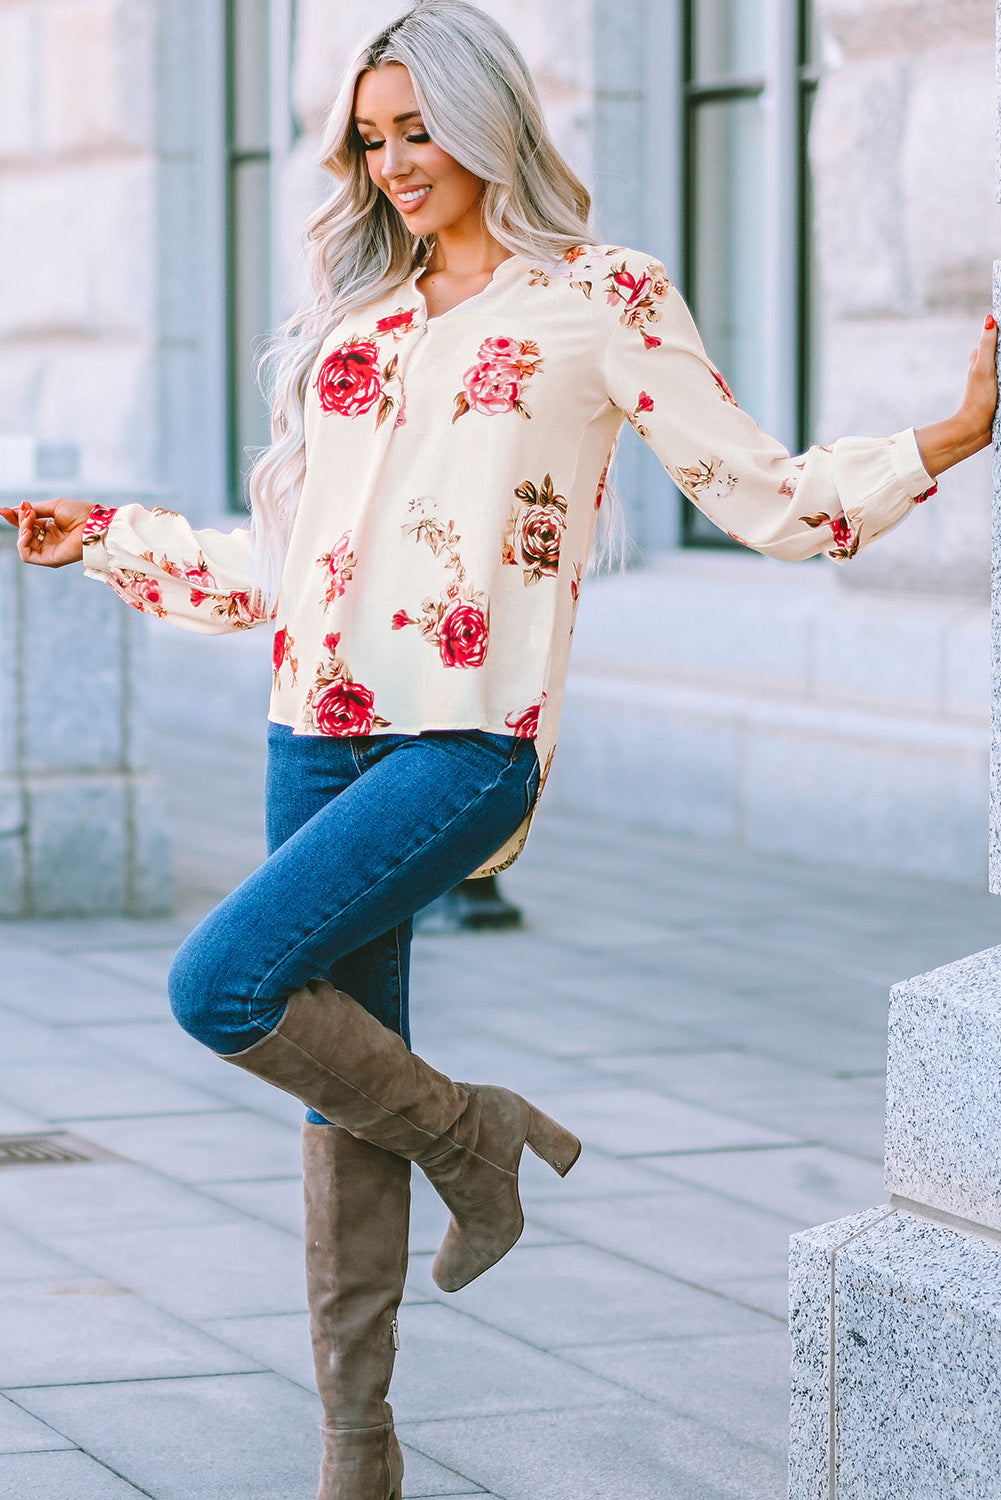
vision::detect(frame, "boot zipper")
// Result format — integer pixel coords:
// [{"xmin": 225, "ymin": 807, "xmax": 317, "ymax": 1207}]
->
[{"xmin": 391, "ymin": 1317, "xmax": 400, "ymax": 1350}]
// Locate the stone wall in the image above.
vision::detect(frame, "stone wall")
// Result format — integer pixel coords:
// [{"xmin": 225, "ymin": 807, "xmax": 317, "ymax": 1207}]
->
[
  {"xmin": 0, "ymin": 0, "xmax": 226, "ymax": 520},
  {"xmin": 813, "ymin": 0, "xmax": 999, "ymax": 597}
]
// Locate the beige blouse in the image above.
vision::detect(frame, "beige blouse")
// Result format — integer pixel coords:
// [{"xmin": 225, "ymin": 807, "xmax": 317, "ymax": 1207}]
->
[{"xmin": 81, "ymin": 243, "xmax": 937, "ymax": 875}]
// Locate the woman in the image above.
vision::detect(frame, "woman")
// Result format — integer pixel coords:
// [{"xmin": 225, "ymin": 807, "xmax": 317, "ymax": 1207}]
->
[{"xmin": 3, "ymin": 3, "xmax": 997, "ymax": 1497}]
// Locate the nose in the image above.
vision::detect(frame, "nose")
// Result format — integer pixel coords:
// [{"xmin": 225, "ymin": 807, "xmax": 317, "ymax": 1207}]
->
[{"xmin": 382, "ymin": 137, "xmax": 412, "ymax": 181}]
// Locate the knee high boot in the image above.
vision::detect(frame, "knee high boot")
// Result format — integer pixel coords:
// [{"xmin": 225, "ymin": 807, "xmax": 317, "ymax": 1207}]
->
[
  {"xmin": 303, "ymin": 1123, "xmax": 409, "ymax": 1500},
  {"xmin": 223, "ymin": 980, "xmax": 581, "ymax": 1292}
]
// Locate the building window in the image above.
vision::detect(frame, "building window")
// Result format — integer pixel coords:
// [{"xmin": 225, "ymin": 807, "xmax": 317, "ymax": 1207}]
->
[{"xmin": 681, "ymin": 0, "xmax": 819, "ymax": 546}]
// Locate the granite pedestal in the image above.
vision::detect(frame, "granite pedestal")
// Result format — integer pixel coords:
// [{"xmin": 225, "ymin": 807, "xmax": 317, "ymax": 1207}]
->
[{"xmin": 787, "ymin": 256, "xmax": 1001, "ymax": 1496}]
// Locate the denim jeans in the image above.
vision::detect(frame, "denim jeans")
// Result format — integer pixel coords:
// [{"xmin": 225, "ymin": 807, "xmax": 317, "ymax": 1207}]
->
[{"xmin": 168, "ymin": 724, "xmax": 540, "ymax": 1121}]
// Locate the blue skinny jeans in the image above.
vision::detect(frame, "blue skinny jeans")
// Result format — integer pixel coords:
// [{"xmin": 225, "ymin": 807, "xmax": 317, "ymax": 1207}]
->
[{"xmin": 167, "ymin": 724, "xmax": 540, "ymax": 1122}]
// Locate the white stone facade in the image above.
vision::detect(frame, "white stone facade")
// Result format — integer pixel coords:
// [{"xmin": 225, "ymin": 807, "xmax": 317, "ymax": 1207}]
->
[{"xmin": 1, "ymin": 0, "xmax": 996, "ymax": 882}]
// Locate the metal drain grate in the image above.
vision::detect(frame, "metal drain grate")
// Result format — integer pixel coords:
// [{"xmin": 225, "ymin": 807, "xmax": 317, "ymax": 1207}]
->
[{"xmin": 0, "ymin": 1132, "xmax": 121, "ymax": 1169}]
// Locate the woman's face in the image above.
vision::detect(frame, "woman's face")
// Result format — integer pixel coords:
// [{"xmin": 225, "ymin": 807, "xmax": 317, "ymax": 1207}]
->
[{"xmin": 354, "ymin": 64, "xmax": 485, "ymax": 239}]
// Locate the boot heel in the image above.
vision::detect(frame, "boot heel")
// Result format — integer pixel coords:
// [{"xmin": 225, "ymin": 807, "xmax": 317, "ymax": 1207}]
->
[{"xmin": 525, "ymin": 1107, "xmax": 581, "ymax": 1177}]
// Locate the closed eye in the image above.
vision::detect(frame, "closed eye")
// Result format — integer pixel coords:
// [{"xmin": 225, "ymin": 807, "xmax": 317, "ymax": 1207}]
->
[{"xmin": 360, "ymin": 132, "xmax": 430, "ymax": 152}]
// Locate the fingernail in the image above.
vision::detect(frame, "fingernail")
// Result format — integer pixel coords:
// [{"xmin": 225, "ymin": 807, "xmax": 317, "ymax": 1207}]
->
[{"xmin": 987, "ymin": 315, "xmax": 996, "ymax": 330}]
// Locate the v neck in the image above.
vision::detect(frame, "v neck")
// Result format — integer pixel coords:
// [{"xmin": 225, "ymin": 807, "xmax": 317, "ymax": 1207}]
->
[{"xmin": 406, "ymin": 253, "xmax": 528, "ymax": 324}]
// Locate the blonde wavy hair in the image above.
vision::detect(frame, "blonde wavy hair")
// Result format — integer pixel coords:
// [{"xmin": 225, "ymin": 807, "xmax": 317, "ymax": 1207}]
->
[{"xmin": 248, "ymin": 0, "xmax": 621, "ymax": 606}]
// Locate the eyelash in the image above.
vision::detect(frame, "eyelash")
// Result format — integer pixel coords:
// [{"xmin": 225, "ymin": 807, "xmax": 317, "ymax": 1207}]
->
[{"xmin": 361, "ymin": 132, "xmax": 430, "ymax": 152}]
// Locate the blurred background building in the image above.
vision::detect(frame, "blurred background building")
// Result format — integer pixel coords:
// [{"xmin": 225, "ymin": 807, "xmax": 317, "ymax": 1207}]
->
[{"xmin": 0, "ymin": 0, "xmax": 996, "ymax": 884}]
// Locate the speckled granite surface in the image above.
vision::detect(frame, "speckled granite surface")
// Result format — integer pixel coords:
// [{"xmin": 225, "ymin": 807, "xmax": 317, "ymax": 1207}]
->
[
  {"xmin": 991, "ymin": 259, "xmax": 1001, "ymax": 893},
  {"xmin": 788, "ymin": 1209, "xmax": 892, "ymax": 1500},
  {"xmin": 789, "ymin": 1207, "xmax": 1001, "ymax": 1500},
  {"xmin": 885, "ymin": 946, "xmax": 1001, "ymax": 1229}
]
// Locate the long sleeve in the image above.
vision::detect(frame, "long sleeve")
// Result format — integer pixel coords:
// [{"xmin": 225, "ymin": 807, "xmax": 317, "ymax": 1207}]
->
[
  {"xmin": 81, "ymin": 502, "xmax": 271, "ymax": 633},
  {"xmin": 601, "ymin": 254, "xmax": 937, "ymax": 562}
]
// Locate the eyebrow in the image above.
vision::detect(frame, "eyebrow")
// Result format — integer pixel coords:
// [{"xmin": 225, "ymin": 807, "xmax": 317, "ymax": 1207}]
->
[{"xmin": 354, "ymin": 110, "xmax": 423, "ymax": 127}]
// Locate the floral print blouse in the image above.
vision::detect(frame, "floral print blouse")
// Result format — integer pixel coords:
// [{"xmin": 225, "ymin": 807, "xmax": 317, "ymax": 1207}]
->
[{"xmin": 81, "ymin": 243, "xmax": 937, "ymax": 875}]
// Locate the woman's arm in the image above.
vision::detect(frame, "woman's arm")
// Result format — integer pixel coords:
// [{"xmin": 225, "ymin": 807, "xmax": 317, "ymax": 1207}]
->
[
  {"xmin": 1, "ymin": 497, "xmax": 270, "ymax": 633},
  {"xmin": 602, "ymin": 252, "xmax": 998, "ymax": 563},
  {"xmin": 914, "ymin": 316, "xmax": 997, "ymax": 477}
]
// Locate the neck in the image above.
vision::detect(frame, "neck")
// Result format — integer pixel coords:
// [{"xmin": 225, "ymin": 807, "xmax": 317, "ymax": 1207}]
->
[{"xmin": 426, "ymin": 222, "xmax": 511, "ymax": 280}]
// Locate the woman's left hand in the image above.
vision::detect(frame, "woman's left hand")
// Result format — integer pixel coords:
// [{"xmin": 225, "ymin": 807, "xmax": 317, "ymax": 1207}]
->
[{"xmin": 915, "ymin": 315, "xmax": 999, "ymax": 479}]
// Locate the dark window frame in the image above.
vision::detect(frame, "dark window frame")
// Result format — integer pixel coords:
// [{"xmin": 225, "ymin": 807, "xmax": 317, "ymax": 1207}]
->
[{"xmin": 680, "ymin": 1, "xmax": 819, "ymax": 548}]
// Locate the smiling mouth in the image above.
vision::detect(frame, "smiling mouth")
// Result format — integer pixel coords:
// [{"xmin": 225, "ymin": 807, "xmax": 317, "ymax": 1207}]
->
[{"xmin": 396, "ymin": 186, "xmax": 432, "ymax": 210}]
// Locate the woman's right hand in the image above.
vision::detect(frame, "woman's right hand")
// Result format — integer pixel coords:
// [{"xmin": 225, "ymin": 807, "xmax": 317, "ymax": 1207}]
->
[{"xmin": 0, "ymin": 498, "xmax": 94, "ymax": 567}]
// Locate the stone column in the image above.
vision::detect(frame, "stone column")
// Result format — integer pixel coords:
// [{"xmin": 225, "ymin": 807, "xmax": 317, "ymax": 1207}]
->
[
  {"xmin": 787, "ymin": 12, "xmax": 1001, "ymax": 1490},
  {"xmin": 0, "ymin": 487, "xmax": 172, "ymax": 918}
]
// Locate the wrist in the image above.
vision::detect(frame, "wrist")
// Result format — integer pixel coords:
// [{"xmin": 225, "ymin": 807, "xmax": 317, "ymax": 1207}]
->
[{"xmin": 914, "ymin": 413, "xmax": 988, "ymax": 480}]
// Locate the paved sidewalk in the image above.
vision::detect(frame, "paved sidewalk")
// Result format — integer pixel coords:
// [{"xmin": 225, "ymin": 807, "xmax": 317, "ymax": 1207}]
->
[{"xmin": 1, "ymin": 725, "xmax": 999, "ymax": 1500}]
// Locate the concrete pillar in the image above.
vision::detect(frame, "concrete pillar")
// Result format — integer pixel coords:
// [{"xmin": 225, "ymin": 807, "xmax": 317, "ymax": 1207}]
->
[
  {"xmin": 0, "ymin": 487, "xmax": 172, "ymax": 918},
  {"xmin": 787, "ymin": 11, "xmax": 1001, "ymax": 1490}
]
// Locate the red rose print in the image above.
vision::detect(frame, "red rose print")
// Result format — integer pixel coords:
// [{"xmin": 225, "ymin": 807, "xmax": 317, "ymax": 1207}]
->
[
  {"xmin": 503, "ymin": 473, "xmax": 567, "ymax": 585},
  {"xmin": 914, "ymin": 484, "xmax": 938, "ymax": 504},
  {"xmin": 505, "ymin": 696, "xmax": 545, "ymax": 738},
  {"xmin": 515, "ymin": 505, "xmax": 564, "ymax": 577},
  {"xmin": 604, "ymin": 259, "xmax": 670, "ymax": 348},
  {"xmin": 594, "ymin": 458, "xmax": 610, "ymax": 510},
  {"xmin": 272, "ymin": 626, "xmax": 298, "ymax": 686},
  {"xmin": 712, "ymin": 369, "xmax": 738, "ymax": 405},
  {"xmin": 106, "ymin": 570, "xmax": 166, "ymax": 617},
  {"xmin": 303, "ymin": 632, "xmax": 390, "ymax": 735},
  {"xmin": 636, "ymin": 391, "xmax": 654, "ymax": 413},
  {"xmin": 317, "ymin": 531, "xmax": 357, "ymax": 607},
  {"xmin": 315, "ymin": 340, "xmax": 382, "ymax": 417},
  {"xmin": 314, "ymin": 679, "xmax": 379, "ymax": 736},
  {"xmin": 391, "ymin": 609, "xmax": 415, "ymax": 630},
  {"xmin": 273, "ymin": 627, "xmax": 288, "ymax": 672},
  {"xmin": 462, "ymin": 359, "xmax": 524, "ymax": 415},
  {"xmin": 82, "ymin": 505, "xmax": 118, "ymax": 543},
  {"xmin": 453, "ymin": 337, "xmax": 542, "ymax": 422},
  {"xmin": 375, "ymin": 308, "xmax": 417, "ymax": 339},
  {"xmin": 437, "ymin": 600, "xmax": 489, "ymax": 669},
  {"xmin": 830, "ymin": 515, "xmax": 854, "ymax": 548},
  {"xmin": 479, "ymin": 336, "xmax": 522, "ymax": 361}
]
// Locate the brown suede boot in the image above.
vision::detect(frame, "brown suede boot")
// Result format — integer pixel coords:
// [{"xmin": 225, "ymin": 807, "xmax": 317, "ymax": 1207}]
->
[
  {"xmin": 303, "ymin": 1123, "xmax": 409, "ymax": 1500},
  {"xmin": 223, "ymin": 980, "xmax": 580, "ymax": 1291}
]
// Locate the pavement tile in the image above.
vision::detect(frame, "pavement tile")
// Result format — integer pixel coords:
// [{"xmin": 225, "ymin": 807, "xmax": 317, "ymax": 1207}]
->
[
  {"xmin": 198, "ymin": 1310, "xmax": 313, "ymax": 1387},
  {"xmin": 13, "ymin": 1372, "xmax": 323, "ymax": 1500},
  {"xmin": 0, "ymin": 1055, "xmax": 227, "ymax": 1123},
  {"xmin": 0, "ymin": 1394, "xmax": 74, "ymax": 1453},
  {"xmin": 391, "ymin": 1303, "xmax": 624, "ymax": 1421},
  {"xmin": 404, "ymin": 1242, "xmax": 781, "ymax": 1348},
  {"xmin": 199, "ymin": 1176, "xmax": 304, "ymax": 1234},
  {"xmin": 564, "ymin": 1331, "xmax": 792, "ymax": 1456},
  {"xmin": 52, "ymin": 1219, "xmax": 307, "ymax": 1320},
  {"xmin": 75, "ymin": 946, "xmax": 177, "ymax": 990},
  {"xmin": 528, "ymin": 1085, "xmax": 798, "ymax": 1156},
  {"xmin": 0, "ymin": 1450, "xmax": 152, "ymax": 1499},
  {"xmin": 0, "ymin": 949, "xmax": 166, "ymax": 1024},
  {"xmin": 586, "ymin": 1048, "xmax": 887, "ymax": 1159},
  {"xmin": 0, "ymin": 1102, "xmax": 50, "ymax": 1131},
  {"xmin": 439, "ymin": 992, "xmax": 677, "ymax": 1059},
  {"xmin": 644, "ymin": 1144, "xmax": 886, "ymax": 1228},
  {"xmin": 402, "ymin": 1027, "xmax": 596, "ymax": 1093},
  {"xmin": 76, "ymin": 1109, "xmax": 303, "ymax": 1184},
  {"xmin": 713, "ymin": 1275, "xmax": 791, "ymax": 1321},
  {"xmin": 0, "ymin": 1161, "xmax": 234, "ymax": 1238},
  {"xmin": 0, "ymin": 1224, "xmax": 85, "ymax": 1282},
  {"xmin": 77, "ymin": 1019, "xmax": 308, "ymax": 1124},
  {"xmin": 526, "ymin": 1180, "xmax": 798, "ymax": 1287},
  {"xmin": 0, "ymin": 1278, "xmax": 260, "ymax": 1387},
  {"xmin": 399, "ymin": 1443, "xmax": 490, "ymax": 1496},
  {"xmin": 398, "ymin": 1404, "xmax": 786, "ymax": 1500}
]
